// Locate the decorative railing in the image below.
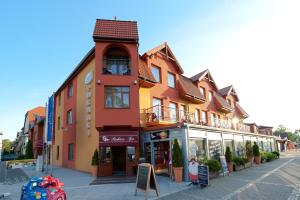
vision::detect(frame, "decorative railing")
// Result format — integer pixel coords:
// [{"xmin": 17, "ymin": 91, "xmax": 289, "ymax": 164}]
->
[{"xmin": 144, "ymin": 105, "xmax": 193, "ymax": 124}]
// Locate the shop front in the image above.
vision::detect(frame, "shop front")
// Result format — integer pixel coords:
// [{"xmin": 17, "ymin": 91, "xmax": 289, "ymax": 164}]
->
[
  {"xmin": 142, "ymin": 128, "xmax": 188, "ymax": 180},
  {"xmin": 98, "ymin": 131, "xmax": 139, "ymax": 177}
]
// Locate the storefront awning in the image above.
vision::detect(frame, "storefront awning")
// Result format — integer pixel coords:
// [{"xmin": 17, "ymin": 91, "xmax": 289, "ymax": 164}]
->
[{"xmin": 99, "ymin": 131, "xmax": 138, "ymax": 146}]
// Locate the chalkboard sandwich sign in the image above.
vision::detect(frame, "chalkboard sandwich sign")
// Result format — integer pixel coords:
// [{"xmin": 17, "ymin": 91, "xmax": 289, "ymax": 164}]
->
[
  {"xmin": 198, "ymin": 165, "xmax": 209, "ymax": 187},
  {"xmin": 135, "ymin": 163, "xmax": 159, "ymax": 200}
]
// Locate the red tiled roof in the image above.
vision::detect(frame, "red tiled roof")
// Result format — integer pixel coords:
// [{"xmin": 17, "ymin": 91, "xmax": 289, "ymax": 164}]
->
[
  {"xmin": 93, "ymin": 19, "xmax": 138, "ymax": 42},
  {"xmin": 178, "ymin": 76, "xmax": 205, "ymax": 101},
  {"xmin": 27, "ymin": 106, "xmax": 45, "ymax": 122},
  {"xmin": 139, "ymin": 58, "xmax": 156, "ymax": 83},
  {"xmin": 214, "ymin": 93, "xmax": 232, "ymax": 112},
  {"xmin": 219, "ymin": 85, "xmax": 232, "ymax": 96},
  {"xmin": 190, "ymin": 70, "xmax": 208, "ymax": 82},
  {"xmin": 235, "ymin": 103, "xmax": 249, "ymax": 118}
]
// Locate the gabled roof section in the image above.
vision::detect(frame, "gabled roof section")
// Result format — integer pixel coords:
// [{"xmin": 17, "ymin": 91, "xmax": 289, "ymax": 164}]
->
[
  {"xmin": 235, "ymin": 103, "xmax": 249, "ymax": 118},
  {"xmin": 138, "ymin": 57, "xmax": 156, "ymax": 83},
  {"xmin": 26, "ymin": 106, "xmax": 45, "ymax": 123},
  {"xmin": 214, "ymin": 93, "xmax": 232, "ymax": 113},
  {"xmin": 93, "ymin": 19, "xmax": 138, "ymax": 42},
  {"xmin": 143, "ymin": 42, "xmax": 184, "ymax": 74},
  {"xmin": 178, "ymin": 76, "xmax": 205, "ymax": 103},
  {"xmin": 190, "ymin": 69, "xmax": 218, "ymax": 90},
  {"xmin": 219, "ymin": 85, "xmax": 239, "ymax": 102}
]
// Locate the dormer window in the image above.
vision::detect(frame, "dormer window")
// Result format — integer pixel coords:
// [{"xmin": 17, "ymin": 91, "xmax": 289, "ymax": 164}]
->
[{"xmin": 103, "ymin": 47, "xmax": 130, "ymax": 75}]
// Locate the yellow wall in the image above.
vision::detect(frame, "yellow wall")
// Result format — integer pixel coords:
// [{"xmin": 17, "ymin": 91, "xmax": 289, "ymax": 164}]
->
[
  {"xmin": 75, "ymin": 58, "xmax": 98, "ymax": 173},
  {"xmin": 53, "ymin": 90, "xmax": 64, "ymax": 166},
  {"xmin": 139, "ymin": 87, "xmax": 151, "ymax": 127}
]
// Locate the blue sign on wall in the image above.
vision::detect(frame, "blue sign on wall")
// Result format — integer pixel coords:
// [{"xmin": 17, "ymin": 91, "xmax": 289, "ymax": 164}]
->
[{"xmin": 47, "ymin": 95, "xmax": 54, "ymax": 144}]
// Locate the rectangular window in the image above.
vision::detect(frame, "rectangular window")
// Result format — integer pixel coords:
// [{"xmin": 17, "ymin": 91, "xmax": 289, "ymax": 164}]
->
[
  {"xmin": 68, "ymin": 143, "xmax": 73, "ymax": 160},
  {"xmin": 127, "ymin": 146, "xmax": 135, "ymax": 162},
  {"xmin": 58, "ymin": 94, "xmax": 61, "ymax": 106},
  {"xmin": 208, "ymin": 91, "xmax": 213, "ymax": 101},
  {"xmin": 180, "ymin": 105, "xmax": 187, "ymax": 120},
  {"xmin": 200, "ymin": 87, "xmax": 206, "ymax": 98},
  {"xmin": 227, "ymin": 99, "xmax": 231, "ymax": 107},
  {"xmin": 100, "ymin": 147, "xmax": 111, "ymax": 163},
  {"xmin": 169, "ymin": 102, "xmax": 177, "ymax": 122},
  {"xmin": 104, "ymin": 86, "xmax": 130, "ymax": 108},
  {"xmin": 151, "ymin": 65, "xmax": 161, "ymax": 83},
  {"xmin": 201, "ymin": 111, "xmax": 207, "ymax": 124},
  {"xmin": 210, "ymin": 113, "xmax": 216, "ymax": 126},
  {"xmin": 104, "ymin": 58, "xmax": 130, "ymax": 75},
  {"xmin": 57, "ymin": 116, "xmax": 61, "ymax": 130},
  {"xmin": 67, "ymin": 84, "xmax": 73, "ymax": 98},
  {"xmin": 56, "ymin": 145, "xmax": 59, "ymax": 160},
  {"xmin": 194, "ymin": 109, "xmax": 200, "ymax": 123},
  {"xmin": 153, "ymin": 98, "xmax": 162, "ymax": 120},
  {"xmin": 167, "ymin": 72, "xmax": 175, "ymax": 88},
  {"xmin": 67, "ymin": 110, "xmax": 72, "ymax": 125}
]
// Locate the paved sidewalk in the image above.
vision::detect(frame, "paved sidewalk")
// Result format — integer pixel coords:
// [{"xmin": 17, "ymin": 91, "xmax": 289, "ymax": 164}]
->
[{"xmin": 159, "ymin": 152, "xmax": 300, "ymax": 200}]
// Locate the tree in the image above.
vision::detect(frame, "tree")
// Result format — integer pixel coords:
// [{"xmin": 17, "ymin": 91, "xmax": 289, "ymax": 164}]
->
[
  {"xmin": 91, "ymin": 149, "xmax": 99, "ymax": 166},
  {"xmin": 25, "ymin": 140, "xmax": 34, "ymax": 159},
  {"xmin": 172, "ymin": 139, "xmax": 183, "ymax": 167},
  {"xmin": 2, "ymin": 139, "xmax": 11, "ymax": 155},
  {"xmin": 225, "ymin": 146, "xmax": 233, "ymax": 163},
  {"xmin": 253, "ymin": 142, "xmax": 260, "ymax": 156}
]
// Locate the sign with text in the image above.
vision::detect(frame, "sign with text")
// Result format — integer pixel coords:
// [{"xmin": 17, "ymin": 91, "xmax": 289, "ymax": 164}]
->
[
  {"xmin": 198, "ymin": 165, "xmax": 209, "ymax": 186},
  {"xmin": 46, "ymin": 95, "xmax": 54, "ymax": 144},
  {"xmin": 100, "ymin": 134, "xmax": 138, "ymax": 146},
  {"xmin": 135, "ymin": 163, "xmax": 159, "ymax": 200},
  {"xmin": 220, "ymin": 156, "xmax": 229, "ymax": 176}
]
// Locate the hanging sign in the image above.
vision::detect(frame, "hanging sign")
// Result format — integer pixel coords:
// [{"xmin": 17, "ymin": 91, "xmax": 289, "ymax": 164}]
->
[{"xmin": 135, "ymin": 163, "xmax": 159, "ymax": 200}]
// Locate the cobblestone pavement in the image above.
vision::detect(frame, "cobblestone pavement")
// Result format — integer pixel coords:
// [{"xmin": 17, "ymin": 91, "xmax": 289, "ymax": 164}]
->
[{"xmin": 159, "ymin": 153, "xmax": 300, "ymax": 200}]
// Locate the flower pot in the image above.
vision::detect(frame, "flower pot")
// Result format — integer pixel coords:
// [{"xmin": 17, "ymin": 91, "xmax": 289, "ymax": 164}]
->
[
  {"xmin": 227, "ymin": 162, "xmax": 233, "ymax": 173},
  {"xmin": 91, "ymin": 165, "xmax": 98, "ymax": 177},
  {"xmin": 173, "ymin": 167, "xmax": 183, "ymax": 182},
  {"xmin": 254, "ymin": 156, "xmax": 261, "ymax": 165}
]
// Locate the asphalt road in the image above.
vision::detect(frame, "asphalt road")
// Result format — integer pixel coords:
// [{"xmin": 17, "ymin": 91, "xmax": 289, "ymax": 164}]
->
[{"xmin": 158, "ymin": 153, "xmax": 300, "ymax": 200}]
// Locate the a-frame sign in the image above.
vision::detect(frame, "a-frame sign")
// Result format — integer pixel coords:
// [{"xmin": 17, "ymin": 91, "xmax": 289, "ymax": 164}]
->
[{"xmin": 135, "ymin": 163, "xmax": 159, "ymax": 199}]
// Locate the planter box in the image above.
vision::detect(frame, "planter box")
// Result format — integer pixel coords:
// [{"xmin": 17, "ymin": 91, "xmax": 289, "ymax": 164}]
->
[
  {"xmin": 244, "ymin": 162, "xmax": 252, "ymax": 168},
  {"xmin": 209, "ymin": 171, "xmax": 219, "ymax": 179},
  {"xmin": 233, "ymin": 164, "xmax": 244, "ymax": 171}
]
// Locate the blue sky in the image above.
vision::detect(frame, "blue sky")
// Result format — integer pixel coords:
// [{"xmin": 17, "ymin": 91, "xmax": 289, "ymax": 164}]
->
[{"xmin": 1, "ymin": 0, "xmax": 299, "ymax": 140}]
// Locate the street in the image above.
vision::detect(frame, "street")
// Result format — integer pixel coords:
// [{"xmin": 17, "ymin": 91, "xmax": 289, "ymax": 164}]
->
[{"xmin": 159, "ymin": 152, "xmax": 300, "ymax": 200}]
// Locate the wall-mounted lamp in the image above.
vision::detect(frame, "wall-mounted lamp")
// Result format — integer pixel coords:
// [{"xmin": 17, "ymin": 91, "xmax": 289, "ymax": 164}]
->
[
  {"xmin": 97, "ymin": 80, "xmax": 101, "ymax": 85},
  {"xmin": 133, "ymin": 80, "xmax": 138, "ymax": 85}
]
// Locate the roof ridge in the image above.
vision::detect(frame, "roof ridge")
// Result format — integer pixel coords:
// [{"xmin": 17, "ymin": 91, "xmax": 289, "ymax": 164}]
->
[{"xmin": 96, "ymin": 19, "xmax": 137, "ymax": 23}]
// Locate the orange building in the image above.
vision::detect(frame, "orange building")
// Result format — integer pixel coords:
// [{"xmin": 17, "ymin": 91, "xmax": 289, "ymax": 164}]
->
[{"xmin": 52, "ymin": 19, "xmax": 277, "ymax": 179}]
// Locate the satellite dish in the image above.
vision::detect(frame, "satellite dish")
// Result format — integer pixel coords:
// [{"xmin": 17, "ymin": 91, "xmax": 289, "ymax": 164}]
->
[{"xmin": 85, "ymin": 70, "xmax": 93, "ymax": 85}]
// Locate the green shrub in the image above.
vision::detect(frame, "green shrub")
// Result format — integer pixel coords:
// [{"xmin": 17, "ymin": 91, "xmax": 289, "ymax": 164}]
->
[
  {"xmin": 91, "ymin": 149, "xmax": 99, "ymax": 166},
  {"xmin": 252, "ymin": 142, "xmax": 260, "ymax": 156},
  {"xmin": 242, "ymin": 157, "xmax": 249, "ymax": 164},
  {"xmin": 206, "ymin": 159, "xmax": 221, "ymax": 172},
  {"xmin": 272, "ymin": 151, "xmax": 280, "ymax": 158},
  {"xmin": 232, "ymin": 157, "xmax": 245, "ymax": 166},
  {"xmin": 172, "ymin": 139, "xmax": 183, "ymax": 167},
  {"xmin": 265, "ymin": 152, "xmax": 277, "ymax": 162},
  {"xmin": 225, "ymin": 146, "xmax": 233, "ymax": 163},
  {"xmin": 25, "ymin": 140, "xmax": 34, "ymax": 159},
  {"xmin": 245, "ymin": 141, "xmax": 253, "ymax": 158}
]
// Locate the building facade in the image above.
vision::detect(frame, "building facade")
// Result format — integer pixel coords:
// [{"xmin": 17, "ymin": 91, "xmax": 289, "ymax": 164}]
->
[{"xmin": 52, "ymin": 19, "xmax": 277, "ymax": 178}]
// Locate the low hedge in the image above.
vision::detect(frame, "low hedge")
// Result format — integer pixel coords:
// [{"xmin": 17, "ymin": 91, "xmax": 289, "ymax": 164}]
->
[
  {"xmin": 272, "ymin": 151, "xmax": 280, "ymax": 158},
  {"xmin": 206, "ymin": 159, "xmax": 221, "ymax": 172},
  {"xmin": 261, "ymin": 152, "xmax": 277, "ymax": 162},
  {"xmin": 232, "ymin": 157, "xmax": 245, "ymax": 166}
]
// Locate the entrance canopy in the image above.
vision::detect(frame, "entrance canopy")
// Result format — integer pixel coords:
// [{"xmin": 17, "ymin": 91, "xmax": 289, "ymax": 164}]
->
[{"xmin": 99, "ymin": 131, "xmax": 138, "ymax": 146}]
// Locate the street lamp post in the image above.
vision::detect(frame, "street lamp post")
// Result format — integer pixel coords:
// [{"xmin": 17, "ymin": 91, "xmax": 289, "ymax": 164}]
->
[{"xmin": 0, "ymin": 132, "xmax": 3, "ymax": 163}]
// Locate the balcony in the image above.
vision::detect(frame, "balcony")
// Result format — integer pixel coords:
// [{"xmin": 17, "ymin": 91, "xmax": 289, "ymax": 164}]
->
[{"xmin": 144, "ymin": 105, "xmax": 192, "ymax": 127}]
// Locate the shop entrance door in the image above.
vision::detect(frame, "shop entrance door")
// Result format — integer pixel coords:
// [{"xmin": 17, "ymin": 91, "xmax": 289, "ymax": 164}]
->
[
  {"xmin": 154, "ymin": 141, "xmax": 170, "ymax": 175},
  {"xmin": 112, "ymin": 146, "xmax": 126, "ymax": 175}
]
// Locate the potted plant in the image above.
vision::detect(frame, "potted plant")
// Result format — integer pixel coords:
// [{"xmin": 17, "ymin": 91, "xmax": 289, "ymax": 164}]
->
[
  {"xmin": 91, "ymin": 149, "xmax": 99, "ymax": 177},
  {"xmin": 252, "ymin": 142, "xmax": 261, "ymax": 165},
  {"xmin": 172, "ymin": 139, "xmax": 183, "ymax": 182},
  {"xmin": 245, "ymin": 141, "xmax": 253, "ymax": 163},
  {"xmin": 206, "ymin": 159, "xmax": 221, "ymax": 179},
  {"xmin": 225, "ymin": 146, "xmax": 233, "ymax": 173}
]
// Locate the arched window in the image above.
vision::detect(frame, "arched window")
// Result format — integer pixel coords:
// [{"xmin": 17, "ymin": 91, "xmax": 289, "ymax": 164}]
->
[{"xmin": 103, "ymin": 47, "xmax": 130, "ymax": 75}]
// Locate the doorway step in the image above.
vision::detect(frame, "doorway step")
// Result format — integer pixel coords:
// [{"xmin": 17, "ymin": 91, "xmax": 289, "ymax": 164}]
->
[{"xmin": 90, "ymin": 176, "xmax": 136, "ymax": 185}]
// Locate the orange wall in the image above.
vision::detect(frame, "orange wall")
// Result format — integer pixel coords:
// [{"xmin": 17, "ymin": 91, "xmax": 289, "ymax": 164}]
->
[
  {"xmin": 94, "ymin": 42, "xmax": 140, "ymax": 129},
  {"xmin": 75, "ymin": 58, "xmax": 99, "ymax": 173},
  {"xmin": 53, "ymin": 90, "xmax": 64, "ymax": 167}
]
